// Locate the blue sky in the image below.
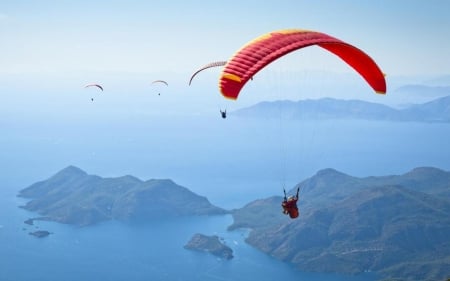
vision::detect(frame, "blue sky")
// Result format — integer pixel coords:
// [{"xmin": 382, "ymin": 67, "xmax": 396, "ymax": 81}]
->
[
  {"xmin": 1, "ymin": 0, "xmax": 450, "ymax": 199},
  {"xmin": 1, "ymin": 0, "xmax": 450, "ymax": 76},
  {"xmin": 1, "ymin": 0, "xmax": 450, "ymax": 113}
]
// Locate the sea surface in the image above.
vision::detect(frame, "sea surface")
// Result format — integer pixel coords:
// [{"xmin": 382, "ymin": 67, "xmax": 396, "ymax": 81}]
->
[
  {"xmin": 1, "ymin": 114, "xmax": 449, "ymax": 281},
  {"xmin": 0, "ymin": 188, "xmax": 378, "ymax": 281},
  {"xmin": 2, "ymin": 115, "xmax": 449, "ymax": 208}
]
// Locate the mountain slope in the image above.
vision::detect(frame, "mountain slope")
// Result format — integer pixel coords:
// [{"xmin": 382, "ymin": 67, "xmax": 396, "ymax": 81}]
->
[
  {"xmin": 230, "ymin": 167, "xmax": 450, "ymax": 281},
  {"xmin": 294, "ymin": 166, "xmax": 450, "ymax": 208},
  {"xmin": 18, "ymin": 166, "xmax": 228, "ymax": 226},
  {"xmin": 232, "ymin": 96, "xmax": 450, "ymax": 122},
  {"xmin": 246, "ymin": 186, "xmax": 450, "ymax": 280}
]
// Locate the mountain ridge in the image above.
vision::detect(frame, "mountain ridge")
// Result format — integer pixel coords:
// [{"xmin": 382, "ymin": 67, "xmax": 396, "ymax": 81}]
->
[
  {"xmin": 230, "ymin": 167, "xmax": 450, "ymax": 281},
  {"xmin": 232, "ymin": 95, "xmax": 450, "ymax": 123},
  {"xmin": 18, "ymin": 166, "xmax": 228, "ymax": 226},
  {"xmin": 18, "ymin": 165, "xmax": 450, "ymax": 280}
]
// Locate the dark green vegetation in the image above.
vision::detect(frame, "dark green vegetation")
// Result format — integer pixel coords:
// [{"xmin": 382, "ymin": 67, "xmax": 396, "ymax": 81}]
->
[
  {"xmin": 18, "ymin": 166, "xmax": 227, "ymax": 226},
  {"xmin": 184, "ymin": 233, "xmax": 233, "ymax": 260},
  {"xmin": 18, "ymin": 166, "xmax": 449, "ymax": 280},
  {"xmin": 230, "ymin": 167, "xmax": 450, "ymax": 281}
]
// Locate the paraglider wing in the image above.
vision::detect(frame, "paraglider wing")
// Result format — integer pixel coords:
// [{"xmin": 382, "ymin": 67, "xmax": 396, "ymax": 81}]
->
[
  {"xmin": 151, "ymin": 80, "xmax": 168, "ymax": 86},
  {"xmin": 85, "ymin": 84, "xmax": 103, "ymax": 91},
  {"xmin": 219, "ymin": 29, "xmax": 386, "ymax": 100},
  {"xmin": 189, "ymin": 61, "xmax": 227, "ymax": 85}
]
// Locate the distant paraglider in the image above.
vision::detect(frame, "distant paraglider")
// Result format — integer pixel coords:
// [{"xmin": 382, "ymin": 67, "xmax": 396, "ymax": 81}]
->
[
  {"xmin": 189, "ymin": 61, "xmax": 227, "ymax": 86},
  {"xmin": 151, "ymin": 80, "xmax": 168, "ymax": 86},
  {"xmin": 151, "ymin": 80, "xmax": 168, "ymax": 96},
  {"xmin": 84, "ymin": 83, "xmax": 103, "ymax": 101},
  {"xmin": 219, "ymin": 29, "xmax": 387, "ymax": 100},
  {"xmin": 85, "ymin": 83, "xmax": 103, "ymax": 91},
  {"xmin": 220, "ymin": 109, "xmax": 227, "ymax": 119},
  {"xmin": 189, "ymin": 61, "xmax": 230, "ymax": 118}
]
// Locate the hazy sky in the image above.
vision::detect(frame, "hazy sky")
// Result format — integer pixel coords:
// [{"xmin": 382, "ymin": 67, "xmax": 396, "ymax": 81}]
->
[
  {"xmin": 1, "ymin": 0, "xmax": 450, "ymax": 115},
  {"xmin": 1, "ymin": 0, "xmax": 450, "ymax": 76},
  {"xmin": 2, "ymin": 0, "xmax": 450, "ymax": 200}
]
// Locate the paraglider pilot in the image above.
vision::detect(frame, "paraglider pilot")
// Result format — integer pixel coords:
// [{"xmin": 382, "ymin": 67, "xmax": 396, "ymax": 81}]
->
[
  {"xmin": 220, "ymin": 109, "xmax": 227, "ymax": 119},
  {"xmin": 282, "ymin": 187, "xmax": 299, "ymax": 219}
]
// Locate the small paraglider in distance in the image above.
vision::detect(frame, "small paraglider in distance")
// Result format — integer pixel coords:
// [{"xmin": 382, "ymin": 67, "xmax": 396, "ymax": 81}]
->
[
  {"xmin": 151, "ymin": 80, "xmax": 168, "ymax": 96},
  {"xmin": 189, "ymin": 61, "xmax": 227, "ymax": 85},
  {"xmin": 85, "ymin": 83, "xmax": 103, "ymax": 91},
  {"xmin": 151, "ymin": 80, "xmax": 168, "ymax": 86},
  {"xmin": 220, "ymin": 109, "xmax": 227, "ymax": 119},
  {"xmin": 281, "ymin": 187, "xmax": 299, "ymax": 219},
  {"xmin": 84, "ymin": 83, "xmax": 103, "ymax": 101}
]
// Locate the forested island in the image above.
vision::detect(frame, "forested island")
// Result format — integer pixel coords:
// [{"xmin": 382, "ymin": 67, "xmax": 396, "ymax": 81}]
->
[
  {"xmin": 18, "ymin": 166, "xmax": 227, "ymax": 226},
  {"xmin": 230, "ymin": 167, "xmax": 450, "ymax": 281},
  {"xmin": 18, "ymin": 165, "xmax": 450, "ymax": 281}
]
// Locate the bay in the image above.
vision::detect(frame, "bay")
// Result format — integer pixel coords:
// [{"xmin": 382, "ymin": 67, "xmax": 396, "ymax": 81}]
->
[
  {"xmin": 0, "ymin": 188, "xmax": 376, "ymax": 281},
  {"xmin": 1, "ymin": 114, "xmax": 449, "ymax": 280}
]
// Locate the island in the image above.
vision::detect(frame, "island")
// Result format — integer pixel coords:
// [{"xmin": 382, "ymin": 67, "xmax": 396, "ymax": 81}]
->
[
  {"xmin": 29, "ymin": 230, "xmax": 51, "ymax": 238},
  {"xmin": 18, "ymin": 166, "xmax": 228, "ymax": 226},
  {"xmin": 229, "ymin": 167, "xmax": 450, "ymax": 281},
  {"xmin": 24, "ymin": 217, "xmax": 50, "ymax": 226},
  {"xmin": 18, "ymin": 165, "xmax": 450, "ymax": 281},
  {"xmin": 184, "ymin": 233, "xmax": 233, "ymax": 260}
]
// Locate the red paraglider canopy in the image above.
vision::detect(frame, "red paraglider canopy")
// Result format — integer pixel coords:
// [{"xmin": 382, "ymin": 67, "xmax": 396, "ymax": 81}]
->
[{"xmin": 219, "ymin": 29, "xmax": 386, "ymax": 100}]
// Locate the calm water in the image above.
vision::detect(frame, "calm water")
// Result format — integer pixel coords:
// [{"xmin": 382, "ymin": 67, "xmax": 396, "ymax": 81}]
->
[
  {"xmin": 2, "ymin": 115, "xmax": 449, "ymax": 208},
  {"xmin": 1, "ymin": 115, "xmax": 449, "ymax": 281},
  {"xmin": 0, "ymin": 188, "xmax": 377, "ymax": 281}
]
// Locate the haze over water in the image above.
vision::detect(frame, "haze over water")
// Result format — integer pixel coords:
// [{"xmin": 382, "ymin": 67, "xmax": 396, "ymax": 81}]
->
[
  {"xmin": 1, "ymin": 181, "xmax": 377, "ymax": 281},
  {"xmin": 1, "ymin": 112, "xmax": 449, "ymax": 280},
  {"xmin": 2, "ymin": 112, "xmax": 450, "ymax": 207},
  {"xmin": 2, "ymin": 2, "xmax": 450, "ymax": 279}
]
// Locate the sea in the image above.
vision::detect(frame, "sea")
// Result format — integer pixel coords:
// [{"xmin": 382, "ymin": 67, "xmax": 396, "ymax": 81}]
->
[
  {"xmin": 1, "ymin": 113, "xmax": 450, "ymax": 281},
  {"xmin": 0, "ymin": 189, "xmax": 377, "ymax": 281}
]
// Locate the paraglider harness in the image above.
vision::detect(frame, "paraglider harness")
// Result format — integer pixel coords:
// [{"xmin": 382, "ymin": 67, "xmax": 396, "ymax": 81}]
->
[
  {"xmin": 282, "ymin": 187, "xmax": 300, "ymax": 219},
  {"xmin": 220, "ymin": 109, "xmax": 227, "ymax": 119}
]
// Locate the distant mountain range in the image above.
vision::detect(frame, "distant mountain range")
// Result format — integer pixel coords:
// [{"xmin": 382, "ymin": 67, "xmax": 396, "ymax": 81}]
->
[
  {"xmin": 18, "ymin": 166, "xmax": 227, "ymax": 226},
  {"xmin": 232, "ymin": 95, "xmax": 450, "ymax": 122},
  {"xmin": 391, "ymin": 84, "xmax": 450, "ymax": 107},
  {"xmin": 394, "ymin": 85, "xmax": 450, "ymax": 99},
  {"xmin": 230, "ymin": 167, "xmax": 450, "ymax": 281}
]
